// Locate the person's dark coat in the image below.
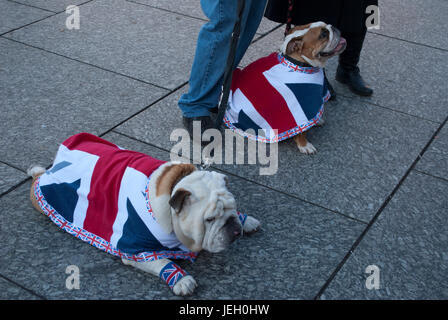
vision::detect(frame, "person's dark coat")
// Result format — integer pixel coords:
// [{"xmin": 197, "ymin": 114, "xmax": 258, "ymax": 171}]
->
[{"xmin": 264, "ymin": 0, "xmax": 379, "ymax": 33}]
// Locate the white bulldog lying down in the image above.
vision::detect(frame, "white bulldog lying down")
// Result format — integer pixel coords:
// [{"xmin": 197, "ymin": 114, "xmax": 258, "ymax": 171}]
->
[{"xmin": 28, "ymin": 133, "xmax": 260, "ymax": 296}]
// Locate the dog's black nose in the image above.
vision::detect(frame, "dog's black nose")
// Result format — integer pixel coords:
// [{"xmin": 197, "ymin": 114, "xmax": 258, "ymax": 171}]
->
[
  {"xmin": 225, "ymin": 216, "xmax": 243, "ymax": 242},
  {"xmin": 230, "ymin": 229, "xmax": 242, "ymax": 243}
]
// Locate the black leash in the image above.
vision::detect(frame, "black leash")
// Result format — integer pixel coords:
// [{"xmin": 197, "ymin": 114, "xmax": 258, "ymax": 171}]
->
[
  {"xmin": 214, "ymin": 0, "xmax": 245, "ymax": 129},
  {"xmin": 285, "ymin": 0, "xmax": 295, "ymax": 36}
]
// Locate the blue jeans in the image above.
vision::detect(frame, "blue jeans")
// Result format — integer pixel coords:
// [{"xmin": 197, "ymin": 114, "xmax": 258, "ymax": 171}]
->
[{"xmin": 179, "ymin": 0, "xmax": 268, "ymax": 118}]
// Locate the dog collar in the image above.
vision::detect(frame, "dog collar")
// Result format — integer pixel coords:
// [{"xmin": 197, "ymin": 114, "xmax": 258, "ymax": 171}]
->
[
  {"xmin": 282, "ymin": 54, "xmax": 313, "ymax": 68},
  {"xmin": 278, "ymin": 53, "xmax": 320, "ymax": 74}
]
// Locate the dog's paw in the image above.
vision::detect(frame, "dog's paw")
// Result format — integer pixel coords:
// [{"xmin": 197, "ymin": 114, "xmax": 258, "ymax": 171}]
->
[
  {"xmin": 298, "ymin": 141, "xmax": 317, "ymax": 155},
  {"xmin": 172, "ymin": 275, "xmax": 197, "ymax": 296},
  {"xmin": 243, "ymin": 216, "xmax": 261, "ymax": 235}
]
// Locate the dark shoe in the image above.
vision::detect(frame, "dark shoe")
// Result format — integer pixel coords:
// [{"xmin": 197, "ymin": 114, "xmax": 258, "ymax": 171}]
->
[
  {"xmin": 182, "ymin": 115, "xmax": 215, "ymax": 145},
  {"xmin": 336, "ymin": 66, "xmax": 373, "ymax": 97}
]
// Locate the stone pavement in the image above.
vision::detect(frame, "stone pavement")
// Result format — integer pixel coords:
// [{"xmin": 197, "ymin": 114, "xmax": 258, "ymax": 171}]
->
[{"xmin": 0, "ymin": 0, "xmax": 447, "ymax": 300}]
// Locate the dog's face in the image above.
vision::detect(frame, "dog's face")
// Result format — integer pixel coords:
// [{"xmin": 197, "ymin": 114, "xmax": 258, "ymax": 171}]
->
[
  {"xmin": 281, "ymin": 22, "xmax": 346, "ymax": 68},
  {"xmin": 168, "ymin": 171, "xmax": 242, "ymax": 253}
]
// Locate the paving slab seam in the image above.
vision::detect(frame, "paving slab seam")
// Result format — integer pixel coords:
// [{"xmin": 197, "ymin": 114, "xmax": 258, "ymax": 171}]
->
[
  {"xmin": 5, "ymin": 0, "xmax": 57, "ymax": 13},
  {"xmin": 0, "ymin": 36, "xmax": 172, "ymax": 92},
  {"xmin": 98, "ymin": 83, "xmax": 188, "ymax": 138},
  {"xmin": 125, "ymin": 0, "xmax": 285, "ymax": 39},
  {"xmin": 0, "ymin": 0, "xmax": 95, "ymax": 37},
  {"xmin": 314, "ymin": 115, "xmax": 448, "ymax": 300},
  {"xmin": 125, "ymin": 0, "xmax": 209, "ymax": 23},
  {"xmin": 0, "ymin": 176, "xmax": 31, "ymax": 199},
  {"xmin": 0, "ymin": 274, "xmax": 46, "ymax": 300},
  {"xmin": 334, "ymin": 92, "xmax": 443, "ymax": 125},
  {"xmin": 98, "ymin": 3, "xmax": 445, "ymax": 55},
  {"xmin": 0, "ymin": 12, "xmax": 58, "ymax": 38},
  {"xmin": 111, "ymin": 129, "xmax": 369, "ymax": 226},
  {"xmin": 0, "ymin": 160, "xmax": 27, "ymax": 174},
  {"xmin": 368, "ymin": 31, "xmax": 448, "ymax": 53},
  {"xmin": 413, "ymin": 169, "xmax": 448, "ymax": 184},
  {"xmin": 251, "ymin": 23, "xmax": 284, "ymax": 41},
  {"xmin": 210, "ymin": 165, "xmax": 369, "ymax": 225},
  {"xmin": 0, "ymin": 162, "xmax": 53, "ymax": 199}
]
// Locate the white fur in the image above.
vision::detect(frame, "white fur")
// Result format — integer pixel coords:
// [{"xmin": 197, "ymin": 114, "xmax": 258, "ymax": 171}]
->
[
  {"xmin": 122, "ymin": 258, "xmax": 197, "ymax": 296},
  {"xmin": 170, "ymin": 170, "xmax": 240, "ymax": 253},
  {"xmin": 146, "ymin": 162, "xmax": 180, "ymax": 234},
  {"xmin": 280, "ymin": 21, "xmax": 334, "ymax": 68},
  {"xmin": 298, "ymin": 141, "xmax": 317, "ymax": 155},
  {"xmin": 243, "ymin": 216, "xmax": 261, "ymax": 234},
  {"xmin": 30, "ymin": 157, "xmax": 259, "ymax": 296},
  {"xmin": 280, "ymin": 22, "xmax": 327, "ymax": 54},
  {"xmin": 126, "ymin": 162, "xmax": 261, "ymax": 296},
  {"xmin": 27, "ymin": 165, "xmax": 46, "ymax": 178}
]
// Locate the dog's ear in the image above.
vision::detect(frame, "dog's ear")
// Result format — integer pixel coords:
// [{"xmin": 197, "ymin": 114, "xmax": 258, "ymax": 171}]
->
[
  {"xmin": 286, "ymin": 38, "xmax": 304, "ymax": 55},
  {"xmin": 169, "ymin": 188, "xmax": 191, "ymax": 214},
  {"xmin": 156, "ymin": 163, "xmax": 196, "ymax": 197}
]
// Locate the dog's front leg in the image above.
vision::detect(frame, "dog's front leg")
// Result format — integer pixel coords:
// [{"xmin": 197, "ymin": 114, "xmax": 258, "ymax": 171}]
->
[
  {"xmin": 293, "ymin": 133, "xmax": 317, "ymax": 155},
  {"xmin": 237, "ymin": 212, "xmax": 261, "ymax": 235},
  {"xmin": 122, "ymin": 258, "xmax": 197, "ymax": 296}
]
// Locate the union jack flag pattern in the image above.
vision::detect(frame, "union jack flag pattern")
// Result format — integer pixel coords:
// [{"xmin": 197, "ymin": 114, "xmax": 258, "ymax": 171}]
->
[
  {"xmin": 159, "ymin": 261, "xmax": 188, "ymax": 289},
  {"xmin": 224, "ymin": 52, "xmax": 330, "ymax": 143},
  {"xmin": 34, "ymin": 133, "xmax": 199, "ymax": 263},
  {"xmin": 34, "ymin": 133, "xmax": 248, "ymax": 271}
]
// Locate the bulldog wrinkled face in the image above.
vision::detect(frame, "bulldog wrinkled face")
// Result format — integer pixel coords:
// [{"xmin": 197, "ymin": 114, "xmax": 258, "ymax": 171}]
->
[
  {"xmin": 281, "ymin": 22, "xmax": 347, "ymax": 67},
  {"xmin": 169, "ymin": 171, "xmax": 242, "ymax": 253}
]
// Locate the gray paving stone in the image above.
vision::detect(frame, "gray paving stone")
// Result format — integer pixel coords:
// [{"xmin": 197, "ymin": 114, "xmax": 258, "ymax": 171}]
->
[
  {"xmin": 0, "ymin": 37, "xmax": 167, "ymax": 172},
  {"xmin": 0, "ymin": 0, "xmax": 52, "ymax": 34},
  {"xmin": 415, "ymin": 123, "xmax": 448, "ymax": 180},
  {"xmin": 128, "ymin": 0, "xmax": 280, "ymax": 35},
  {"xmin": 10, "ymin": 0, "xmax": 90, "ymax": 12},
  {"xmin": 0, "ymin": 163, "xmax": 28, "ymax": 195},
  {"xmin": 0, "ymin": 132, "xmax": 365, "ymax": 299},
  {"xmin": 5, "ymin": 0, "xmax": 206, "ymax": 90},
  {"xmin": 373, "ymin": 0, "xmax": 448, "ymax": 50},
  {"xmin": 239, "ymin": 26, "xmax": 283, "ymax": 67},
  {"xmin": 0, "ymin": 277, "xmax": 41, "ymax": 299},
  {"xmin": 321, "ymin": 171, "xmax": 448, "ymax": 299},
  {"xmin": 115, "ymin": 86, "xmax": 438, "ymax": 222},
  {"xmin": 327, "ymin": 31, "xmax": 448, "ymax": 123}
]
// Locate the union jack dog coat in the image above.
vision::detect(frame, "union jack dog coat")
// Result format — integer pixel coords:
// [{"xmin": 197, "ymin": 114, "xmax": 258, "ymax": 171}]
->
[
  {"xmin": 32, "ymin": 133, "xmax": 247, "ymax": 289},
  {"xmin": 224, "ymin": 52, "xmax": 331, "ymax": 143}
]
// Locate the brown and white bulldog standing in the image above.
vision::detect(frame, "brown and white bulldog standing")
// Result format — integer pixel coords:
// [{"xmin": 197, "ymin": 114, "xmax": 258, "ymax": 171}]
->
[{"xmin": 224, "ymin": 22, "xmax": 346, "ymax": 154}]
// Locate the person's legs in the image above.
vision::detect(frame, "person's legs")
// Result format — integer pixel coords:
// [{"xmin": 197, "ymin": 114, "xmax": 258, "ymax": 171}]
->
[
  {"xmin": 336, "ymin": 29, "xmax": 373, "ymax": 96},
  {"xmin": 338, "ymin": 29, "xmax": 366, "ymax": 72},
  {"xmin": 234, "ymin": 0, "xmax": 267, "ymax": 68},
  {"xmin": 178, "ymin": 0, "xmax": 267, "ymax": 119},
  {"xmin": 179, "ymin": 0, "xmax": 239, "ymax": 118}
]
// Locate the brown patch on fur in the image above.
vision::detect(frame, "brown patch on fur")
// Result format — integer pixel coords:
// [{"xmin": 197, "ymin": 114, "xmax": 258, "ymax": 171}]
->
[
  {"xmin": 30, "ymin": 174, "xmax": 44, "ymax": 214},
  {"xmin": 286, "ymin": 25, "xmax": 330, "ymax": 62},
  {"xmin": 293, "ymin": 133, "xmax": 308, "ymax": 147},
  {"xmin": 156, "ymin": 163, "xmax": 196, "ymax": 197},
  {"xmin": 169, "ymin": 188, "xmax": 191, "ymax": 214}
]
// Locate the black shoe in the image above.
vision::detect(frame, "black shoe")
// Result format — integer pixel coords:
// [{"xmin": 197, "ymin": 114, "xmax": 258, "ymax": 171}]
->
[
  {"xmin": 336, "ymin": 66, "xmax": 373, "ymax": 97},
  {"xmin": 182, "ymin": 115, "xmax": 215, "ymax": 145}
]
